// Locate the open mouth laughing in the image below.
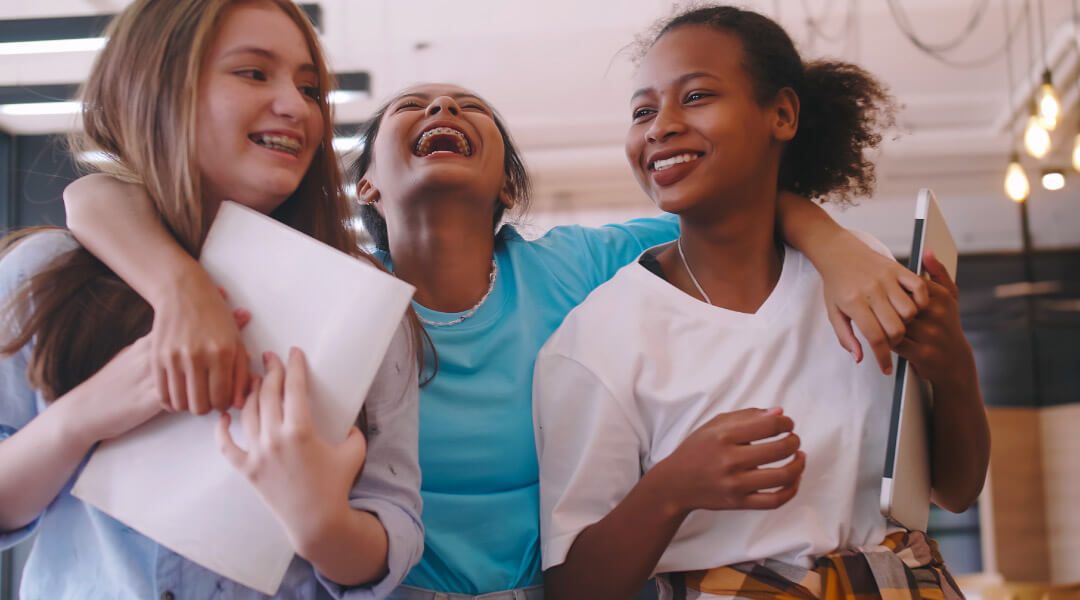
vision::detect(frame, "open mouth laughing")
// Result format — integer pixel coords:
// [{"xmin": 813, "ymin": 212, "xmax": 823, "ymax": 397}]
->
[{"xmin": 413, "ymin": 125, "xmax": 472, "ymax": 157}]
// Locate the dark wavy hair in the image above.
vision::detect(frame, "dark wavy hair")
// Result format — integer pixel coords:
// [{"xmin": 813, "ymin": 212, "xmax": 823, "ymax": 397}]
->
[
  {"xmin": 646, "ymin": 5, "xmax": 896, "ymax": 205},
  {"xmin": 348, "ymin": 91, "xmax": 532, "ymax": 253}
]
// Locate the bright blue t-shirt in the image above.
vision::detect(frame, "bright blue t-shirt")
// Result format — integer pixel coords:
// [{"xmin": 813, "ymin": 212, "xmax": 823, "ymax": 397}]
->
[{"xmin": 383, "ymin": 216, "xmax": 679, "ymax": 594}]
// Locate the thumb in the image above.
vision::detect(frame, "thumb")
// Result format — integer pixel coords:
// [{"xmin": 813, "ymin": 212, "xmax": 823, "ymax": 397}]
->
[
  {"xmin": 341, "ymin": 427, "xmax": 368, "ymax": 477},
  {"xmin": 827, "ymin": 305, "xmax": 862, "ymax": 363}
]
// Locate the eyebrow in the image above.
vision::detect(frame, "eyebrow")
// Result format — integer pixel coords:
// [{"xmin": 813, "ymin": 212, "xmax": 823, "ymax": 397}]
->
[
  {"xmin": 396, "ymin": 92, "xmax": 485, "ymax": 105},
  {"xmin": 220, "ymin": 46, "xmax": 318, "ymax": 75},
  {"xmin": 631, "ymin": 71, "xmax": 719, "ymax": 102}
]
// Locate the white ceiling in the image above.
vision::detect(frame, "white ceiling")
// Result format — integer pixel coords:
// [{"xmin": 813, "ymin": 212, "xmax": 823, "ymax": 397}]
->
[{"xmin": 1, "ymin": 0, "xmax": 1079, "ymax": 254}]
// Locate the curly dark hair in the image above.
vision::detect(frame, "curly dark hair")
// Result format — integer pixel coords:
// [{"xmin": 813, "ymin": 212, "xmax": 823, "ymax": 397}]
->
[
  {"xmin": 647, "ymin": 5, "xmax": 897, "ymax": 205},
  {"xmin": 347, "ymin": 92, "xmax": 532, "ymax": 253}
]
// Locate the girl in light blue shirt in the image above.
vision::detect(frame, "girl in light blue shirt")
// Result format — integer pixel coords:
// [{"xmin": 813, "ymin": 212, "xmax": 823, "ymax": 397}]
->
[{"xmin": 0, "ymin": 1, "xmax": 422, "ymax": 598}]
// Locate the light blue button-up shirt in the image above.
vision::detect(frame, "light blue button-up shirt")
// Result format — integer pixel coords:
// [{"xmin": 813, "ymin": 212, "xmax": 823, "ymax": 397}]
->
[{"xmin": 0, "ymin": 230, "xmax": 424, "ymax": 600}]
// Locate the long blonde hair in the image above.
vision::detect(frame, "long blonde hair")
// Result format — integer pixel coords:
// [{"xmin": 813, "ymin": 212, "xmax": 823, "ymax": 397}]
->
[{"xmin": 2, "ymin": 0, "xmax": 416, "ymax": 400}]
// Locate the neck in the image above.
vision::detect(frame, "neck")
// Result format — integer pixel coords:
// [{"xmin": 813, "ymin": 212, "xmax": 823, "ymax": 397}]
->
[
  {"xmin": 664, "ymin": 181, "xmax": 784, "ymax": 313},
  {"xmin": 385, "ymin": 193, "xmax": 498, "ymax": 312}
]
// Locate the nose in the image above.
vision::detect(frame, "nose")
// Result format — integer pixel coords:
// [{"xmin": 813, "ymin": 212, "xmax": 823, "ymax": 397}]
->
[
  {"xmin": 271, "ymin": 81, "xmax": 311, "ymax": 122},
  {"xmin": 646, "ymin": 104, "xmax": 686, "ymax": 143},
  {"xmin": 426, "ymin": 96, "xmax": 461, "ymax": 117}
]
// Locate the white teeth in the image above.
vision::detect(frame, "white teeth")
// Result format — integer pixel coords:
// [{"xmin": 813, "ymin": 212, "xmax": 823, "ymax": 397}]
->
[
  {"xmin": 414, "ymin": 126, "xmax": 471, "ymax": 156},
  {"xmin": 252, "ymin": 134, "xmax": 301, "ymax": 155},
  {"xmin": 651, "ymin": 153, "xmax": 700, "ymax": 171}
]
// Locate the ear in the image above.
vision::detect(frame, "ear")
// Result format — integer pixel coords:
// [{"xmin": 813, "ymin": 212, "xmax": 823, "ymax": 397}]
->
[
  {"xmin": 358, "ymin": 178, "xmax": 384, "ymax": 216},
  {"xmin": 772, "ymin": 87, "xmax": 799, "ymax": 143},
  {"xmin": 497, "ymin": 180, "xmax": 515, "ymax": 211}
]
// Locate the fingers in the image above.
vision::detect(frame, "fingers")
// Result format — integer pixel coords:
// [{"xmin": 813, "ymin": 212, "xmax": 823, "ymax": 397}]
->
[
  {"xmin": 242, "ymin": 375, "xmax": 261, "ymax": 444},
  {"xmin": 259, "ymin": 352, "xmax": 285, "ymax": 435},
  {"xmin": 846, "ymin": 302, "xmax": 893, "ymax": 375},
  {"xmin": 887, "ymin": 284, "xmax": 920, "ymax": 324},
  {"xmin": 216, "ymin": 412, "xmax": 247, "ymax": 468},
  {"xmin": 922, "ymin": 250, "xmax": 958, "ymax": 300},
  {"xmin": 897, "ymin": 267, "xmax": 930, "ymax": 310},
  {"xmin": 207, "ymin": 346, "xmax": 234, "ymax": 413},
  {"xmin": 732, "ymin": 433, "xmax": 800, "ymax": 470},
  {"xmin": 342, "ymin": 426, "xmax": 369, "ymax": 477},
  {"xmin": 283, "ymin": 347, "xmax": 312, "ymax": 425},
  {"xmin": 737, "ymin": 451, "xmax": 806, "ymax": 493},
  {"xmin": 827, "ymin": 305, "xmax": 862, "ymax": 362},
  {"xmin": 233, "ymin": 308, "xmax": 251, "ymax": 329},
  {"xmin": 232, "ymin": 346, "xmax": 250, "ymax": 409},
  {"xmin": 742, "ymin": 480, "xmax": 800, "ymax": 510},
  {"xmin": 870, "ymin": 293, "xmax": 907, "ymax": 347},
  {"xmin": 725, "ymin": 411, "xmax": 795, "ymax": 445},
  {"xmin": 167, "ymin": 353, "xmax": 189, "ymax": 413},
  {"xmin": 183, "ymin": 354, "xmax": 211, "ymax": 415}
]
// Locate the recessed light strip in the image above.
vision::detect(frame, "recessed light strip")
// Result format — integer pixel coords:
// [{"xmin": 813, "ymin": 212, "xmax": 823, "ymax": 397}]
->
[{"xmin": 0, "ymin": 37, "xmax": 106, "ymax": 56}]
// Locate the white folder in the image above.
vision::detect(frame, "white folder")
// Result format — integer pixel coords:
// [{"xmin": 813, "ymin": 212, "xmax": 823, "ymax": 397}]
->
[{"xmin": 72, "ymin": 201, "xmax": 414, "ymax": 594}]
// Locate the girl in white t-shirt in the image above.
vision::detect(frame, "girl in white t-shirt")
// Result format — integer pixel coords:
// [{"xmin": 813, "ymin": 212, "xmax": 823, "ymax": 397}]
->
[{"xmin": 533, "ymin": 6, "xmax": 989, "ymax": 600}]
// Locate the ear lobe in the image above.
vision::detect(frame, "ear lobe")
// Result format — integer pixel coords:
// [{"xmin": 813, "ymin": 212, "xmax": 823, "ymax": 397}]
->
[
  {"xmin": 358, "ymin": 178, "xmax": 380, "ymax": 205},
  {"xmin": 773, "ymin": 87, "xmax": 799, "ymax": 142},
  {"xmin": 498, "ymin": 183, "xmax": 515, "ymax": 210}
]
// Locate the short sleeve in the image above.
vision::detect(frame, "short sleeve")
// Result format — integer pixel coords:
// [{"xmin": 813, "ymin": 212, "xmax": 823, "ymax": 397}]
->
[
  {"xmin": 315, "ymin": 319, "xmax": 423, "ymax": 599},
  {"xmin": 533, "ymin": 349, "xmax": 646, "ymax": 571}
]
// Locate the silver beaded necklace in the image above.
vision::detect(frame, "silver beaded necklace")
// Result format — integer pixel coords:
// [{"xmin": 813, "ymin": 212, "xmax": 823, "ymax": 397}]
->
[
  {"xmin": 677, "ymin": 238, "xmax": 713, "ymax": 305},
  {"xmin": 416, "ymin": 258, "xmax": 498, "ymax": 327}
]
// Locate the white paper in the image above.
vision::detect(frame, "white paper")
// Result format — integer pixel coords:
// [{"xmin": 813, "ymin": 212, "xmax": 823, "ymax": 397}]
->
[{"xmin": 71, "ymin": 201, "xmax": 414, "ymax": 594}]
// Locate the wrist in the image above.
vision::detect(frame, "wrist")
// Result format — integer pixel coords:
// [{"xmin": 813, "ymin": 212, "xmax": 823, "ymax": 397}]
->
[
  {"xmin": 49, "ymin": 389, "xmax": 104, "ymax": 454},
  {"xmin": 147, "ymin": 260, "xmax": 211, "ymax": 309},
  {"xmin": 290, "ymin": 499, "xmax": 351, "ymax": 558},
  {"xmin": 641, "ymin": 461, "xmax": 691, "ymax": 523}
]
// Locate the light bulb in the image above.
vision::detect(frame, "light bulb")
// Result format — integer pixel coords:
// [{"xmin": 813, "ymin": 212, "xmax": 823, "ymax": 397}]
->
[
  {"xmin": 1072, "ymin": 133, "xmax": 1080, "ymax": 173},
  {"xmin": 1041, "ymin": 169, "xmax": 1065, "ymax": 191},
  {"xmin": 1036, "ymin": 70, "xmax": 1060, "ymax": 131},
  {"xmin": 1024, "ymin": 112, "xmax": 1051, "ymax": 158},
  {"xmin": 1005, "ymin": 155, "xmax": 1030, "ymax": 202}
]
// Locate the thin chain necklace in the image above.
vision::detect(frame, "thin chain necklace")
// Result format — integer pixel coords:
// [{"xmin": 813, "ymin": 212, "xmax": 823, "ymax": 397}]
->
[
  {"xmin": 416, "ymin": 258, "xmax": 498, "ymax": 327},
  {"xmin": 677, "ymin": 238, "xmax": 713, "ymax": 305}
]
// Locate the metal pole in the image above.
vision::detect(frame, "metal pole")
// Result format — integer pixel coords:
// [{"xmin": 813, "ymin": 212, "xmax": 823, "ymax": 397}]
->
[{"xmin": 1019, "ymin": 199, "xmax": 1043, "ymax": 404}]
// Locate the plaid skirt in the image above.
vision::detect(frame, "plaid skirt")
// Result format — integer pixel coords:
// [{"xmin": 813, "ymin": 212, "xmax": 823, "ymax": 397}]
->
[{"xmin": 657, "ymin": 531, "xmax": 964, "ymax": 600}]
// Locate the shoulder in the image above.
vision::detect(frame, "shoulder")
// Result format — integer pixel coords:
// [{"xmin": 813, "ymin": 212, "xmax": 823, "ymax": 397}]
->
[
  {"xmin": 539, "ymin": 263, "xmax": 648, "ymax": 362},
  {"xmin": 0, "ymin": 229, "xmax": 79, "ymax": 292}
]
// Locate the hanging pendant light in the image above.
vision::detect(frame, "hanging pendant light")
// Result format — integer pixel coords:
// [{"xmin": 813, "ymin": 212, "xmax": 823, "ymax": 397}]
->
[
  {"xmin": 1024, "ymin": 103, "xmax": 1051, "ymax": 158},
  {"xmin": 1005, "ymin": 153, "xmax": 1030, "ymax": 202},
  {"xmin": 1041, "ymin": 168, "xmax": 1065, "ymax": 191},
  {"xmin": 1072, "ymin": 133, "xmax": 1080, "ymax": 173},
  {"xmin": 1036, "ymin": 70, "xmax": 1060, "ymax": 130}
]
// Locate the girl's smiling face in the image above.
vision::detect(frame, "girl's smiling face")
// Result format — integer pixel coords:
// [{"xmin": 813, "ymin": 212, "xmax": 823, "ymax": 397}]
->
[
  {"xmin": 626, "ymin": 25, "xmax": 796, "ymax": 216},
  {"xmin": 195, "ymin": 1, "xmax": 324, "ymax": 215},
  {"xmin": 365, "ymin": 84, "xmax": 510, "ymax": 214}
]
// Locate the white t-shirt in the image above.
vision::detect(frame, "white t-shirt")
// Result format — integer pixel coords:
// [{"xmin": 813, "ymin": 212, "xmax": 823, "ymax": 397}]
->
[{"xmin": 533, "ymin": 242, "xmax": 897, "ymax": 574}]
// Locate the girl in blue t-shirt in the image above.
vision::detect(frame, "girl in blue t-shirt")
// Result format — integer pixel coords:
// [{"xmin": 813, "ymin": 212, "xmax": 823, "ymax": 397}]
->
[{"xmin": 62, "ymin": 85, "xmax": 930, "ymax": 600}]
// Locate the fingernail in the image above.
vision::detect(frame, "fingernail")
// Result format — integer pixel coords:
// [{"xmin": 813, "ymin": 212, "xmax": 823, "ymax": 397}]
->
[
  {"xmin": 765, "ymin": 407, "xmax": 783, "ymax": 415},
  {"xmin": 884, "ymin": 365, "xmax": 893, "ymax": 375},
  {"xmin": 849, "ymin": 350, "xmax": 859, "ymax": 362},
  {"xmin": 262, "ymin": 351, "xmax": 271, "ymax": 365}
]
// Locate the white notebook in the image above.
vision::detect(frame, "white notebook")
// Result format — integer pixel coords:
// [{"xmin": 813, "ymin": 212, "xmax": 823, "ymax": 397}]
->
[{"xmin": 71, "ymin": 201, "xmax": 414, "ymax": 594}]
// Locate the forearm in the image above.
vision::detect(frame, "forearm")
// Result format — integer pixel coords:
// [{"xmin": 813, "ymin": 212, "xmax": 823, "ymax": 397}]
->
[
  {"xmin": 64, "ymin": 174, "xmax": 206, "ymax": 308},
  {"xmin": 296, "ymin": 505, "xmax": 390, "ymax": 587},
  {"xmin": 546, "ymin": 468, "xmax": 687, "ymax": 600},
  {"xmin": 0, "ymin": 393, "xmax": 95, "ymax": 530},
  {"xmin": 929, "ymin": 355, "xmax": 990, "ymax": 513},
  {"xmin": 774, "ymin": 191, "xmax": 850, "ymax": 262}
]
